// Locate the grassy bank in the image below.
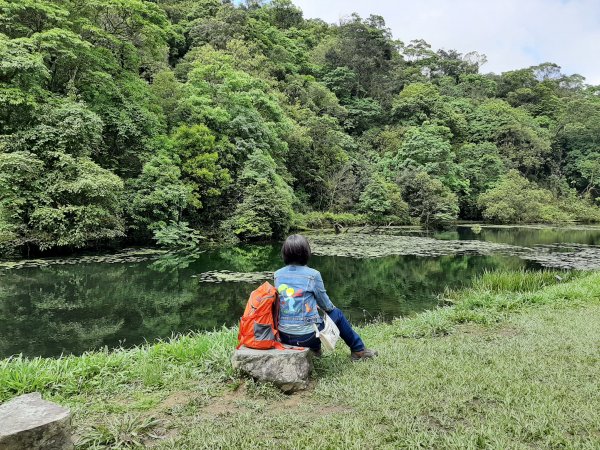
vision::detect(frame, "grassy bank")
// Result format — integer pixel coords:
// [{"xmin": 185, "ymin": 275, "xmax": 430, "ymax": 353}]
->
[{"xmin": 2, "ymin": 270, "xmax": 600, "ymax": 448}]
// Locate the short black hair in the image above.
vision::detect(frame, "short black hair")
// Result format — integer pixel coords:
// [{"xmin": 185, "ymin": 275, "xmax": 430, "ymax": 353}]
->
[{"xmin": 282, "ymin": 234, "xmax": 311, "ymax": 266}]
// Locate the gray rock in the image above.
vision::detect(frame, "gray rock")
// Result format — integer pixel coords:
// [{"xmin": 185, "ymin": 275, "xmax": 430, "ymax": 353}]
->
[
  {"xmin": 232, "ymin": 346, "xmax": 313, "ymax": 393},
  {"xmin": 0, "ymin": 392, "xmax": 73, "ymax": 450}
]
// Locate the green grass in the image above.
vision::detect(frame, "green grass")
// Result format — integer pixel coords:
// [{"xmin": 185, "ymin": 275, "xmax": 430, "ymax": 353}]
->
[
  {"xmin": 0, "ymin": 330, "xmax": 237, "ymax": 404},
  {"xmin": 394, "ymin": 269, "xmax": 587, "ymax": 338},
  {"xmin": 2, "ymin": 271, "xmax": 600, "ymax": 448}
]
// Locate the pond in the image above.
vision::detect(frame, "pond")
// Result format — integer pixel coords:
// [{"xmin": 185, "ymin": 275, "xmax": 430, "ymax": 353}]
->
[{"xmin": 1, "ymin": 225, "xmax": 600, "ymax": 358}]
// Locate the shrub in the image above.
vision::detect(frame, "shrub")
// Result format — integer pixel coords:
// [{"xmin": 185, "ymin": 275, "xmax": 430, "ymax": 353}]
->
[
  {"xmin": 558, "ymin": 192, "xmax": 600, "ymax": 223},
  {"xmin": 477, "ymin": 170, "xmax": 592, "ymax": 224},
  {"xmin": 152, "ymin": 221, "xmax": 204, "ymax": 250}
]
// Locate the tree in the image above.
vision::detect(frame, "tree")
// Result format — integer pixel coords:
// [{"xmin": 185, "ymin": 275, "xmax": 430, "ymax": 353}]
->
[
  {"xmin": 577, "ymin": 153, "xmax": 600, "ymax": 197},
  {"xmin": 171, "ymin": 124, "xmax": 231, "ymax": 211},
  {"xmin": 344, "ymin": 97, "xmax": 383, "ymax": 135},
  {"xmin": 359, "ymin": 177, "xmax": 409, "ymax": 225},
  {"xmin": 456, "ymin": 142, "xmax": 506, "ymax": 218},
  {"xmin": 150, "ymin": 69, "xmax": 183, "ymax": 132},
  {"xmin": 266, "ymin": 0, "xmax": 303, "ymax": 29},
  {"xmin": 433, "ymin": 49, "xmax": 484, "ymax": 81},
  {"xmin": 0, "ymin": 33, "xmax": 50, "ymax": 133},
  {"xmin": 383, "ymin": 124, "xmax": 466, "ymax": 192},
  {"xmin": 223, "ymin": 149, "xmax": 295, "ymax": 240},
  {"xmin": 558, "ymin": 96, "xmax": 600, "ymax": 197},
  {"xmin": 467, "ymin": 99, "xmax": 552, "ymax": 173},
  {"xmin": 401, "ymin": 171, "xmax": 459, "ymax": 229},
  {"xmin": 0, "ymin": 99, "xmax": 125, "ymax": 254},
  {"xmin": 188, "ymin": 3, "xmax": 248, "ymax": 50},
  {"xmin": 318, "ymin": 14, "xmax": 397, "ymax": 100},
  {"xmin": 0, "ymin": 150, "xmax": 124, "ymax": 254},
  {"xmin": 392, "ymin": 83, "xmax": 441, "ymax": 124},
  {"xmin": 322, "ymin": 67, "xmax": 361, "ymax": 100},
  {"xmin": 126, "ymin": 145, "xmax": 194, "ymax": 239},
  {"xmin": 13, "ymin": 101, "xmax": 104, "ymax": 157},
  {"xmin": 392, "ymin": 83, "xmax": 467, "ymax": 137},
  {"xmin": 325, "ymin": 158, "xmax": 370, "ymax": 212},
  {"xmin": 455, "ymin": 74, "xmax": 497, "ymax": 99},
  {"xmin": 285, "ymin": 109, "xmax": 352, "ymax": 209}
]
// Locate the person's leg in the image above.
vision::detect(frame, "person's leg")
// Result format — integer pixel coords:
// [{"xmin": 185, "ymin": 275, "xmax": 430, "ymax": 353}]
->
[{"xmin": 325, "ymin": 308, "xmax": 365, "ymax": 352}]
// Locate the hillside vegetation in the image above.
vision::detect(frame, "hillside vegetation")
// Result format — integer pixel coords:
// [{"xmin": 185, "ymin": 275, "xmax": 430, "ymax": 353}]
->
[{"xmin": 1, "ymin": 0, "xmax": 600, "ymax": 255}]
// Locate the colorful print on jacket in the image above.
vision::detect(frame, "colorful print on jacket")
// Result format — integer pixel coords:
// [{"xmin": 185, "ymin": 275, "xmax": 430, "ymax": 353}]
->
[{"xmin": 274, "ymin": 265, "xmax": 335, "ymax": 328}]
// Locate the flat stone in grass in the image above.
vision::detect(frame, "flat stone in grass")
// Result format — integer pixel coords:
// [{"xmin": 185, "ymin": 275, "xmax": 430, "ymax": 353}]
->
[
  {"xmin": 232, "ymin": 346, "xmax": 313, "ymax": 393},
  {"xmin": 0, "ymin": 392, "xmax": 73, "ymax": 450}
]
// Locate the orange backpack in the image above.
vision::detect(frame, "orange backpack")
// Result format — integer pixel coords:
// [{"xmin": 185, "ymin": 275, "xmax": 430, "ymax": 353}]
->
[{"xmin": 237, "ymin": 281, "xmax": 286, "ymax": 350}]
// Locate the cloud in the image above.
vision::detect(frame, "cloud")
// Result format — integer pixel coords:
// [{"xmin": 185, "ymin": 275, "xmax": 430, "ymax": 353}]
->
[{"xmin": 292, "ymin": 0, "xmax": 600, "ymax": 85}]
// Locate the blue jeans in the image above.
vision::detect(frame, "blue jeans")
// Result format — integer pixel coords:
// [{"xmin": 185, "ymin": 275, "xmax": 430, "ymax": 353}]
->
[{"xmin": 279, "ymin": 307, "xmax": 365, "ymax": 352}]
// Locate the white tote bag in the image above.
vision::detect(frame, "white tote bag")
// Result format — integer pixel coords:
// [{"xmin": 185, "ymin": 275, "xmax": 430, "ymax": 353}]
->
[{"xmin": 313, "ymin": 312, "xmax": 340, "ymax": 351}]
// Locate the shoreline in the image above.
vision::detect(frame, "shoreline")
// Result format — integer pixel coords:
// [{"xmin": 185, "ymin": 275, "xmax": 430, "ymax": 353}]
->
[{"xmin": 3, "ymin": 221, "xmax": 600, "ymax": 263}]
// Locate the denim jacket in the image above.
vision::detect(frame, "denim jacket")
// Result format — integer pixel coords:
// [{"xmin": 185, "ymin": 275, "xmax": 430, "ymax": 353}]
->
[{"xmin": 274, "ymin": 265, "xmax": 335, "ymax": 328}]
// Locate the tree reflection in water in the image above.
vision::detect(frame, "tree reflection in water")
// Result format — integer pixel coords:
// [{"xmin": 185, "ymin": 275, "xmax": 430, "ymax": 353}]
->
[{"xmin": 0, "ymin": 240, "xmax": 534, "ymax": 358}]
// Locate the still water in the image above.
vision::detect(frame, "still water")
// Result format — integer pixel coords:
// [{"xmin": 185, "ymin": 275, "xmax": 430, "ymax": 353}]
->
[{"xmin": 1, "ymin": 225, "xmax": 599, "ymax": 358}]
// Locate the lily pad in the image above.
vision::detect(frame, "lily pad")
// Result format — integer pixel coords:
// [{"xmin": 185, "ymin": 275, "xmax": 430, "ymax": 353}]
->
[
  {"xmin": 197, "ymin": 270, "xmax": 274, "ymax": 283},
  {"xmin": 306, "ymin": 233, "xmax": 522, "ymax": 259},
  {"xmin": 518, "ymin": 244, "xmax": 600, "ymax": 270},
  {"xmin": 0, "ymin": 248, "xmax": 168, "ymax": 271},
  {"xmin": 305, "ymin": 232, "xmax": 600, "ymax": 270}
]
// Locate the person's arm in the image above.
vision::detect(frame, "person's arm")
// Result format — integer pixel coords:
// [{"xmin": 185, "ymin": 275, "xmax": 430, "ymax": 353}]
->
[{"xmin": 314, "ymin": 271, "xmax": 335, "ymax": 312}]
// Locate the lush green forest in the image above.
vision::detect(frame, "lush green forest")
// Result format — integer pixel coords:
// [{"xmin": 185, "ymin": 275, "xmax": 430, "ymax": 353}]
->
[{"xmin": 1, "ymin": 0, "xmax": 600, "ymax": 256}]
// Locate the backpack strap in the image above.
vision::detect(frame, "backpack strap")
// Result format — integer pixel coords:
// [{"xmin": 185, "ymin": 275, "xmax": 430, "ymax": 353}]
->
[{"xmin": 272, "ymin": 290, "xmax": 280, "ymax": 331}]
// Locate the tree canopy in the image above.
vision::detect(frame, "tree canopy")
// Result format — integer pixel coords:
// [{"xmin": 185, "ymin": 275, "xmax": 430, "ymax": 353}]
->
[{"xmin": 1, "ymin": 0, "xmax": 599, "ymax": 255}]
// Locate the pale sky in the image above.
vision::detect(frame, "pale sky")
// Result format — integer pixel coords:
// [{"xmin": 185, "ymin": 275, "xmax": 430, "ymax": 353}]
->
[{"xmin": 292, "ymin": 0, "xmax": 600, "ymax": 85}]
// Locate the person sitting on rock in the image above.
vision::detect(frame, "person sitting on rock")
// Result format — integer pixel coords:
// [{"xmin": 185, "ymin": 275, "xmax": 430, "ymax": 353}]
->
[{"xmin": 275, "ymin": 234, "xmax": 378, "ymax": 361}]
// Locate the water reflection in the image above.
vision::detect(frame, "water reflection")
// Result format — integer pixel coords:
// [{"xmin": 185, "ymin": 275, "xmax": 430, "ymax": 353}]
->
[
  {"xmin": 442, "ymin": 226, "xmax": 600, "ymax": 247},
  {"xmin": 0, "ymin": 243, "xmax": 532, "ymax": 357},
  {"xmin": 310, "ymin": 253, "xmax": 529, "ymax": 323},
  {"xmin": 4, "ymin": 225, "xmax": 600, "ymax": 358}
]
